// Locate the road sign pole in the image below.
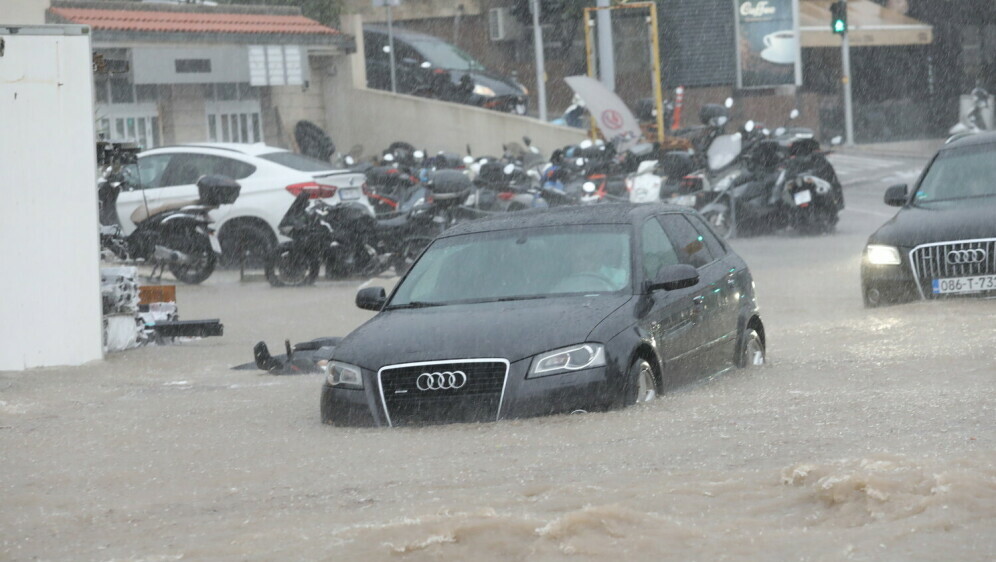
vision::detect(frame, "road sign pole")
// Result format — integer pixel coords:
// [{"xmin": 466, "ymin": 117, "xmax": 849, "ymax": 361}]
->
[
  {"xmin": 387, "ymin": 4, "xmax": 397, "ymax": 93},
  {"xmin": 840, "ymin": 0, "xmax": 854, "ymax": 145},
  {"xmin": 531, "ymin": 0, "xmax": 547, "ymax": 121}
]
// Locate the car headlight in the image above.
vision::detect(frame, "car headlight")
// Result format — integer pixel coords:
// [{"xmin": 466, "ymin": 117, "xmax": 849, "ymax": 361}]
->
[
  {"xmin": 323, "ymin": 360, "xmax": 364, "ymax": 389},
  {"xmin": 529, "ymin": 343, "xmax": 606, "ymax": 378},
  {"xmin": 473, "ymin": 84, "xmax": 496, "ymax": 97},
  {"xmin": 865, "ymin": 244, "xmax": 901, "ymax": 265}
]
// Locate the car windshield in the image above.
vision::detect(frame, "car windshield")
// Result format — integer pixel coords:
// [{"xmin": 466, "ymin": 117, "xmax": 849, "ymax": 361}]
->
[
  {"xmin": 259, "ymin": 151, "xmax": 335, "ymax": 172},
  {"xmin": 388, "ymin": 225, "xmax": 632, "ymax": 308},
  {"xmin": 913, "ymin": 144, "xmax": 996, "ymax": 204},
  {"xmin": 407, "ymin": 37, "xmax": 485, "ymax": 71}
]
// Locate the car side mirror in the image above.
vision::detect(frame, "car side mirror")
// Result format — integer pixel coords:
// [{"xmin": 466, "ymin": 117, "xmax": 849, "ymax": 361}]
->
[
  {"xmin": 884, "ymin": 184, "xmax": 908, "ymax": 207},
  {"xmin": 356, "ymin": 287, "xmax": 387, "ymax": 311},
  {"xmin": 647, "ymin": 264, "xmax": 699, "ymax": 292}
]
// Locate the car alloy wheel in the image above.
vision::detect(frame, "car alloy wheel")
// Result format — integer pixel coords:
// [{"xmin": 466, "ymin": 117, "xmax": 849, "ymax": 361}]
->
[
  {"xmin": 627, "ymin": 358, "xmax": 658, "ymax": 405},
  {"xmin": 737, "ymin": 328, "xmax": 765, "ymax": 367}
]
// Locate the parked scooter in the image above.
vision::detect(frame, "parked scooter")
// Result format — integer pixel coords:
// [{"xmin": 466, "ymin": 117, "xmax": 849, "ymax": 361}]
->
[
  {"xmin": 949, "ymin": 86, "xmax": 992, "ymax": 137},
  {"xmin": 97, "ymin": 143, "xmax": 238, "ymax": 284}
]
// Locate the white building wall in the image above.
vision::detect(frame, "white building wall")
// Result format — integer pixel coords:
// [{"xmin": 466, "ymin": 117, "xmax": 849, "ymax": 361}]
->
[{"xmin": 0, "ymin": 26, "xmax": 104, "ymax": 371}]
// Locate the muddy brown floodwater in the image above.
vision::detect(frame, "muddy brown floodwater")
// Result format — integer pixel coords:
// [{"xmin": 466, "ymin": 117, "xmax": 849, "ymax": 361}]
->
[{"xmin": 1, "ymin": 187, "xmax": 994, "ymax": 561}]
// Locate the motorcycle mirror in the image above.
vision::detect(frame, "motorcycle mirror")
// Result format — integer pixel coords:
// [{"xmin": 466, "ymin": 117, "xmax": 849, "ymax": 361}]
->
[
  {"xmin": 789, "ymin": 109, "xmax": 800, "ymax": 120},
  {"xmin": 830, "ymin": 136, "xmax": 843, "ymax": 146},
  {"xmin": 503, "ymin": 163, "xmax": 516, "ymax": 175},
  {"xmin": 523, "ymin": 136, "xmax": 532, "ymax": 146},
  {"xmin": 582, "ymin": 181, "xmax": 597, "ymax": 194},
  {"xmin": 462, "ymin": 155, "xmax": 474, "ymax": 165},
  {"xmin": 724, "ymin": 97, "xmax": 734, "ymax": 108},
  {"xmin": 775, "ymin": 127, "xmax": 786, "ymax": 136},
  {"xmin": 744, "ymin": 120, "xmax": 755, "ymax": 132}
]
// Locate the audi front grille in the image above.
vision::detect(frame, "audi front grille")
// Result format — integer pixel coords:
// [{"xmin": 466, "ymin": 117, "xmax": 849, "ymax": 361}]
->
[
  {"xmin": 909, "ymin": 238, "xmax": 996, "ymax": 298},
  {"xmin": 377, "ymin": 359, "xmax": 509, "ymax": 426}
]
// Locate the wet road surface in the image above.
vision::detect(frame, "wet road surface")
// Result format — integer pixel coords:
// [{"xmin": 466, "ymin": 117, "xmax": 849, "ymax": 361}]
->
[{"xmin": 1, "ymin": 152, "xmax": 993, "ymax": 561}]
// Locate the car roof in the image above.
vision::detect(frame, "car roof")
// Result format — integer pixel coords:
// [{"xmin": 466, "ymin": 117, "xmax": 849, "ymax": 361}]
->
[
  {"xmin": 142, "ymin": 143, "xmax": 287, "ymax": 157},
  {"xmin": 941, "ymin": 131, "xmax": 996, "ymax": 151},
  {"xmin": 440, "ymin": 203, "xmax": 696, "ymax": 238},
  {"xmin": 364, "ymin": 25, "xmax": 448, "ymax": 45}
]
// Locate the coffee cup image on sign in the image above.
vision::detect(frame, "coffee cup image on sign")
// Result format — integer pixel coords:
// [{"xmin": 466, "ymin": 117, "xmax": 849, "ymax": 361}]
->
[{"xmin": 761, "ymin": 30, "xmax": 797, "ymax": 65}]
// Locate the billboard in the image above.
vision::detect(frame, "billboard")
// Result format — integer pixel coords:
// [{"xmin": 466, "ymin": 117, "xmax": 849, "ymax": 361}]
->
[{"xmin": 734, "ymin": 0, "xmax": 802, "ymax": 88}]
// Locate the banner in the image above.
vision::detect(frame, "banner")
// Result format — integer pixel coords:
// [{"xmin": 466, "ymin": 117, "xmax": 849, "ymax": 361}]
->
[
  {"xmin": 734, "ymin": 0, "xmax": 801, "ymax": 89},
  {"xmin": 564, "ymin": 75, "xmax": 643, "ymax": 151}
]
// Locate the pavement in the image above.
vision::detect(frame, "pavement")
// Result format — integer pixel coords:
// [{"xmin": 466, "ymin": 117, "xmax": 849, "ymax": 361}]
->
[{"xmin": 835, "ymin": 137, "xmax": 946, "ymax": 160}]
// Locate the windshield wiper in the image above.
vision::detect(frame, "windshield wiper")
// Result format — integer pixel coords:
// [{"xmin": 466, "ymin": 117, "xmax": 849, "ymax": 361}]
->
[{"xmin": 384, "ymin": 300, "xmax": 444, "ymax": 310}]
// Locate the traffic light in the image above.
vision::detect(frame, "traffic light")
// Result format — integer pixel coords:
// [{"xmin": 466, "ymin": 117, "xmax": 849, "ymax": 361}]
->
[{"xmin": 830, "ymin": 0, "xmax": 847, "ymax": 35}]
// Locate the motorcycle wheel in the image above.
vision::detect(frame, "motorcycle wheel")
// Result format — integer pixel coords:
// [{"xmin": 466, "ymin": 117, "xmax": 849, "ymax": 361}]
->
[
  {"xmin": 265, "ymin": 242, "xmax": 319, "ymax": 287},
  {"xmin": 392, "ymin": 236, "xmax": 433, "ymax": 277},
  {"xmin": 325, "ymin": 243, "xmax": 383, "ymax": 280},
  {"xmin": 168, "ymin": 234, "xmax": 216, "ymax": 285},
  {"xmin": 703, "ymin": 207, "xmax": 734, "ymax": 239}
]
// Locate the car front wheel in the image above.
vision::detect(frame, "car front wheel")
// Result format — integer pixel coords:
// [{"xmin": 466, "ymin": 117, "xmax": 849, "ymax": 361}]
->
[
  {"xmin": 736, "ymin": 328, "xmax": 765, "ymax": 368},
  {"xmin": 624, "ymin": 358, "xmax": 658, "ymax": 406}
]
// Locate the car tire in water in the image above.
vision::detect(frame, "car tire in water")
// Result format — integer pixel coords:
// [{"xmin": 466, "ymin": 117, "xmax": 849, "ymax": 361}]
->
[
  {"xmin": 265, "ymin": 242, "xmax": 319, "ymax": 287},
  {"xmin": 624, "ymin": 358, "xmax": 659, "ymax": 406},
  {"xmin": 168, "ymin": 233, "xmax": 216, "ymax": 285},
  {"xmin": 735, "ymin": 328, "xmax": 765, "ymax": 368}
]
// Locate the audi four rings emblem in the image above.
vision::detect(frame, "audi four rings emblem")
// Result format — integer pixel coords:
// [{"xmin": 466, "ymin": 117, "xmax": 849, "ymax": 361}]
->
[
  {"xmin": 946, "ymin": 249, "xmax": 987, "ymax": 265},
  {"xmin": 416, "ymin": 371, "xmax": 467, "ymax": 391}
]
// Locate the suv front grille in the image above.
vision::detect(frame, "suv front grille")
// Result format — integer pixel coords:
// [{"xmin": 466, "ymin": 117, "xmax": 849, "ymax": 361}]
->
[
  {"xmin": 378, "ymin": 360, "xmax": 509, "ymax": 426},
  {"xmin": 910, "ymin": 238, "xmax": 996, "ymax": 298}
]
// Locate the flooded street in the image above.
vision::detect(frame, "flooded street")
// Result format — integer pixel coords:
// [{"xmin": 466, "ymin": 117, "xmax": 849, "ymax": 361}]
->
[{"xmin": 1, "ymin": 154, "xmax": 994, "ymax": 561}]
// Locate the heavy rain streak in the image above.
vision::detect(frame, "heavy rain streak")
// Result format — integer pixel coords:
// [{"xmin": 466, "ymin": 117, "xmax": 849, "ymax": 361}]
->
[{"xmin": 1, "ymin": 0, "xmax": 994, "ymax": 561}]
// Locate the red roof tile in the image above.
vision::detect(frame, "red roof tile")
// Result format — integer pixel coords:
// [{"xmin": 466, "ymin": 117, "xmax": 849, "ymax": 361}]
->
[{"xmin": 48, "ymin": 7, "xmax": 340, "ymax": 35}]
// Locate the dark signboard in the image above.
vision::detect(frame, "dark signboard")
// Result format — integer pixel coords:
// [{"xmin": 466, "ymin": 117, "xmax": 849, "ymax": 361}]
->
[{"xmin": 734, "ymin": 0, "xmax": 801, "ymax": 88}]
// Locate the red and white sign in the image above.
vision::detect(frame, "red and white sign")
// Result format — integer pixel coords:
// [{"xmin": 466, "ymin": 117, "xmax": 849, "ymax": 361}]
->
[{"xmin": 565, "ymin": 75, "xmax": 642, "ymax": 150}]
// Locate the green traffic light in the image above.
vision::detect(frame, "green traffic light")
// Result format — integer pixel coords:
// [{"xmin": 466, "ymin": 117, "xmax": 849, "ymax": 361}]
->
[{"xmin": 833, "ymin": 20, "xmax": 846, "ymax": 33}]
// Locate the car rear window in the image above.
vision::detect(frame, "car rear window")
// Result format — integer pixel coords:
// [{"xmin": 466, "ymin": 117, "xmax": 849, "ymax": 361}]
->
[{"xmin": 259, "ymin": 152, "xmax": 334, "ymax": 172}]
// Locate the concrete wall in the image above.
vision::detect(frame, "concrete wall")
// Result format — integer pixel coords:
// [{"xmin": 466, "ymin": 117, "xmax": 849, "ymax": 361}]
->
[
  {"xmin": 160, "ymin": 84, "xmax": 207, "ymax": 144},
  {"xmin": 3, "ymin": 0, "xmax": 50, "ymax": 25},
  {"xmin": 0, "ymin": 27, "xmax": 104, "ymax": 371},
  {"xmin": 324, "ymin": 14, "xmax": 585, "ymax": 158},
  {"xmin": 263, "ymin": 56, "xmax": 332, "ymax": 149}
]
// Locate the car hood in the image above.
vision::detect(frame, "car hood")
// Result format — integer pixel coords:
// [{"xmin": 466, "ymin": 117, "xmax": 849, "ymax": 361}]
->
[
  {"xmin": 870, "ymin": 197, "xmax": 996, "ymax": 247},
  {"xmin": 334, "ymin": 295, "xmax": 633, "ymax": 370}
]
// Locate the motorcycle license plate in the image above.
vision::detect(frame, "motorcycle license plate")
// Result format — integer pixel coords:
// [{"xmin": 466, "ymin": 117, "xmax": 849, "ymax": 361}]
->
[
  {"xmin": 339, "ymin": 187, "xmax": 362, "ymax": 201},
  {"xmin": 794, "ymin": 190, "xmax": 813, "ymax": 206},
  {"xmin": 932, "ymin": 275, "xmax": 996, "ymax": 294}
]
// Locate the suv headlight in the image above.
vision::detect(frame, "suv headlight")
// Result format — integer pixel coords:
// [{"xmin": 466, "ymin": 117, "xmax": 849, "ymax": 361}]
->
[
  {"xmin": 865, "ymin": 244, "xmax": 901, "ymax": 265},
  {"xmin": 323, "ymin": 360, "xmax": 364, "ymax": 389},
  {"xmin": 528, "ymin": 343, "xmax": 606, "ymax": 378}
]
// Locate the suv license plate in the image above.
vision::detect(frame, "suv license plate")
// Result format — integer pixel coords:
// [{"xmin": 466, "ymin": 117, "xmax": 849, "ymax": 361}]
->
[
  {"xmin": 671, "ymin": 195, "xmax": 697, "ymax": 207},
  {"xmin": 339, "ymin": 188, "xmax": 361, "ymax": 201},
  {"xmin": 793, "ymin": 190, "xmax": 812, "ymax": 205},
  {"xmin": 932, "ymin": 275, "xmax": 996, "ymax": 294}
]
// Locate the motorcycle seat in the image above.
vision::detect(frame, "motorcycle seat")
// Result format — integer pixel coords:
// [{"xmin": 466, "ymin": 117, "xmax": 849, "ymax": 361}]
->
[{"xmin": 131, "ymin": 199, "xmax": 200, "ymax": 224}]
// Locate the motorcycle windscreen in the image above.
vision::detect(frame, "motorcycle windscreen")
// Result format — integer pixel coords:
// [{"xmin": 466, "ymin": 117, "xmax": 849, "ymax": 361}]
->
[{"xmin": 707, "ymin": 134, "xmax": 742, "ymax": 171}]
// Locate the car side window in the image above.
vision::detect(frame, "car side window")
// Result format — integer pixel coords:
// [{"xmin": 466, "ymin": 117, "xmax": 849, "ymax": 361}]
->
[
  {"xmin": 658, "ymin": 214, "xmax": 715, "ymax": 269},
  {"xmin": 161, "ymin": 154, "xmax": 254, "ymax": 187},
  {"xmin": 688, "ymin": 214, "xmax": 727, "ymax": 257},
  {"xmin": 135, "ymin": 154, "xmax": 173, "ymax": 190},
  {"xmin": 641, "ymin": 218, "xmax": 680, "ymax": 280}
]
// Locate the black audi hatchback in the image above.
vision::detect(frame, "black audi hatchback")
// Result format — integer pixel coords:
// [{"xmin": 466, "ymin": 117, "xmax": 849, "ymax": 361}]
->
[
  {"xmin": 321, "ymin": 204, "xmax": 765, "ymax": 427},
  {"xmin": 861, "ymin": 132, "xmax": 996, "ymax": 306}
]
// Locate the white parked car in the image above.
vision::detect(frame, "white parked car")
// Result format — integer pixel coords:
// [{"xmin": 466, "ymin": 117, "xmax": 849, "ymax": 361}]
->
[{"xmin": 118, "ymin": 143, "xmax": 372, "ymax": 265}]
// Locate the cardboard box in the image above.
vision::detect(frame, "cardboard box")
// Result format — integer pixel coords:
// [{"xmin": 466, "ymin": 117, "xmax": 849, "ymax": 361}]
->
[{"xmin": 139, "ymin": 285, "xmax": 176, "ymax": 305}]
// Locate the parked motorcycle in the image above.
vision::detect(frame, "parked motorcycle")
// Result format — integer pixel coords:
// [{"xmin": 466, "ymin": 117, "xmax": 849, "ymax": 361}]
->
[
  {"xmin": 949, "ymin": 86, "xmax": 992, "ymax": 137},
  {"xmin": 97, "ymin": 144, "xmax": 238, "ymax": 284},
  {"xmin": 265, "ymin": 169, "xmax": 471, "ymax": 285}
]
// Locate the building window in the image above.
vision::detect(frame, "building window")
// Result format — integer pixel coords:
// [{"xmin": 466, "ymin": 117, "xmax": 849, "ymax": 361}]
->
[
  {"xmin": 136, "ymin": 84, "xmax": 158, "ymax": 103},
  {"xmin": 175, "ymin": 59, "xmax": 212, "ymax": 73},
  {"xmin": 110, "ymin": 77, "xmax": 135, "ymax": 103}
]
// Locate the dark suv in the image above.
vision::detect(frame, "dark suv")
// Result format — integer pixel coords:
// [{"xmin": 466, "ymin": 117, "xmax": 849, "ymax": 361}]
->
[{"xmin": 363, "ymin": 26, "xmax": 529, "ymax": 115}]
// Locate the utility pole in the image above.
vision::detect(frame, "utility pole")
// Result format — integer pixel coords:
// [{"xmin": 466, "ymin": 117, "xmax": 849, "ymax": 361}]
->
[
  {"xmin": 531, "ymin": 0, "xmax": 548, "ymax": 121},
  {"xmin": 386, "ymin": 2, "xmax": 397, "ymax": 94},
  {"xmin": 596, "ymin": 0, "xmax": 615, "ymax": 91}
]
